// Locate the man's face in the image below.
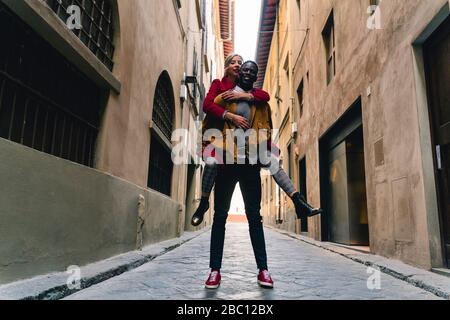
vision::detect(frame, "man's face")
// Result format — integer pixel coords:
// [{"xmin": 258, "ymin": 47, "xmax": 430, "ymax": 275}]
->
[{"xmin": 239, "ymin": 62, "xmax": 258, "ymax": 87}]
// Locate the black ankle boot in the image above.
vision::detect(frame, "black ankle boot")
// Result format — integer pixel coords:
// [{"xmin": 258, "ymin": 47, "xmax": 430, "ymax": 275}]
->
[
  {"xmin": 191, "ymin": 197, "xmax": 210, "ymax": 226},
  {"xmin": 292, "ymin": 192, "xmax": 323, "ymax": 219}
]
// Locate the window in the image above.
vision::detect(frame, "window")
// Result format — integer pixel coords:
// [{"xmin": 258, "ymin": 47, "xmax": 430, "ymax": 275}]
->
[
  {"xmin": 287, "ymin": 144, "xmax": 293, "ymax": 179},
  {"xmin": 322, "ymin": 11, "xmax": 336, "ymax": 85},
  {"xmin": 296, "ymin": 0, "xmax": 302, "ymax": 21},
  {"xmin": 201, "ymin": 0, "xmax": 206, "ymax": 28},
  {"xmin": 369, "ymin": 0, "xmax": 380, "ymax": 11},
  {"xmin": 368, "ymin": 0, "xmax": 381, "ymax": 18},
  {"xmin": 44, "ymin": 0, "xmax": 116, "ymax": 71},
  {"xmin": 148, "ymin": 72, "xmax": 175, "ymax": 196},
  {"xmin": 0, "ymin": 3, "xmax": 103, "ymax": 167},
  {"xmin": 283, "ymin": 56, "xmax": 290, "ymax": 80},
  {"xmin": 297, "ymin": 79, "xmax": 304, "ymax": 118},
  {"xmin": 148, "ymin": 135, "xmax": 173, "ymax": 197},
  {"xmin": 152, "ymin": 73, "xmax": 175, "ymax": 142}
]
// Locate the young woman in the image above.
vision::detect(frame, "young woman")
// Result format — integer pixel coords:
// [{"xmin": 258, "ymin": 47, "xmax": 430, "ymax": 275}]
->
[{"xmin": 191, "ymin": 54, "xmax": 322, "ymax": 227}]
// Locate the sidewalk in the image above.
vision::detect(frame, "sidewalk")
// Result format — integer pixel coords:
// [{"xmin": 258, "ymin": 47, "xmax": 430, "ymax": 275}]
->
[
  {"xmin": 0, "ymin": 228, "xmax": 210, "ymax": 300},
  {"xmin": 268, "ymin": 226, "xmax": 450, "ymax": 300}
]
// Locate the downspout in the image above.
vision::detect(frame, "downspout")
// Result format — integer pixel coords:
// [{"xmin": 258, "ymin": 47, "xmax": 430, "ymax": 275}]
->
[
  {"xmin": 276, "ymin": 0, "xmax": 282, "ymax": 225},
  {"xmin": 199, "ymin": 1, "xmax": 206, "ymax": 120},
  {"xmin": 288, "ymin": 0, "xmax": 294, "ymax": 134},
  {"xmin": 288, "ymin": 0, "xmax": 295, "ymax": 225}
]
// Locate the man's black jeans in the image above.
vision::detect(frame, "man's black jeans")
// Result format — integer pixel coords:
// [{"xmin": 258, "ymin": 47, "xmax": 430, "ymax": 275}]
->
[{"xmin": 209, "ymin": 164, "xmax": 268, "ymax": 271}]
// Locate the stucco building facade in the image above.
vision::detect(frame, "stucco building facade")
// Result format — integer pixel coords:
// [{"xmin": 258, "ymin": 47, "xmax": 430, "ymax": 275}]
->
[
  {"xmin": 258, "ymin": 0, "xmax": 450, "ymax": 271},
  {"xmin": 0, "ymin": 0, "xmax": 231, "ymax": 284}
]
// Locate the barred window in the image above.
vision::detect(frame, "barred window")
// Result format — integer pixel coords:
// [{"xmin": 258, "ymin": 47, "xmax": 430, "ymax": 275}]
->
[
  {"xmin": 152, "ymin": 74, "xmax": 174, "ymax": 142},
  {"xmin": 147, "ymin": 72, "xmax": 175, "ymax": 196},
  {"xmin": 147, "ymin": 136, "xmax": 173, "ymax": 197},
  {"xmin": 0, "ymin": 3, "xmax": 104, "ymax": 167},
  {"xmin": 44, "ymin": 0, "xmax": 115, "ymax": 71}
]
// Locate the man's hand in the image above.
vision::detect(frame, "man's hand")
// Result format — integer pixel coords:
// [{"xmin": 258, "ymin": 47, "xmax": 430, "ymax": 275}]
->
[
  {"xmin": 222, "ymin": 90, "xmax": 254, "ymax": 102},
  {"xmin": 224, "ymin": 113, "xmax": 250, "ymax": 130}
]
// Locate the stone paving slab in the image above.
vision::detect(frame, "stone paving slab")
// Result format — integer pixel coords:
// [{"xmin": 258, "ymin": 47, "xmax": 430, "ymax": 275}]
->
[
  {"xmin": 64, "ymin": 224, "xmax": 443, "ymax": 300},
  {"xmin": 0, "ymin": 229, "xmax": 210, "ymax": 300},
  {"xmin": 269, "ymin": 226, "xmax": 450, "ymax": 300}
]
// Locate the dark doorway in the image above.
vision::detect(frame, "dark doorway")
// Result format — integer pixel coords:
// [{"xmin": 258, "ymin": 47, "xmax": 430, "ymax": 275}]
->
[
  {"xmin": 320, "ymin": 99, "xmax": 370, "ymax": 246},
  {"xmin": 424, "ymin": 16, "xmax": 450, "ymax": 268},
  {"xmin": 299, "ymin": 157, "xmax": 308, "ymax": 233}
]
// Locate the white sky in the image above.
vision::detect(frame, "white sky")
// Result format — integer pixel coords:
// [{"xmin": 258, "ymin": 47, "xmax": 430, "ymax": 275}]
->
[
  {"xmin": 229, "ymin": 0, "xmax": 262, "ymax": 215},
  {"xmin": 234, "ymin": 0, "xmax": 262, "ymax": 61}
]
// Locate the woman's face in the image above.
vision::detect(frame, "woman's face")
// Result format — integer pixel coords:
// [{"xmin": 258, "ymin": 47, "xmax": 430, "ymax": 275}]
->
[{"xmin": 227, "ymin": 56, "xmax": 243, "ymax": 78}]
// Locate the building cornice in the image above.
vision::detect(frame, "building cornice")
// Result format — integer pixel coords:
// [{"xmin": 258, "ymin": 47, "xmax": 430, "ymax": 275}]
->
[{"xmin": 255, "ymin": 0, "xmax": 279, "ymax": 88}]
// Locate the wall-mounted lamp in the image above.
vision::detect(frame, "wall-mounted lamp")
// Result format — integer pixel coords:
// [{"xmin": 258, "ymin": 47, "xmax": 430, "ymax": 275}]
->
[{"xmin": 185, "ymin": 75, "xmax": 198, "ymax": 85}]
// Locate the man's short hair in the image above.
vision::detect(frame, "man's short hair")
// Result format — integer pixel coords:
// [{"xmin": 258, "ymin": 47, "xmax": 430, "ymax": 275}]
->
[{"xmin": 242, "ymin": 60, "xmax": 259, "ymax": 73}]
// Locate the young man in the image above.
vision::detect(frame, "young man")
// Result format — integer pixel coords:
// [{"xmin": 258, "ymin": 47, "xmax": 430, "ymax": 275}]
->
[{"xmin": 205, "ymin": 61, "xmax": 274, "ymax": 289}]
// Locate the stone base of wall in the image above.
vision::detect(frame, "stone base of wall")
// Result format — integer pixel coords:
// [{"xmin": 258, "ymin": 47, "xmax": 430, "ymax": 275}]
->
[{"xmin": 0, "ymin": 138, "xmax": 181, "ymax": 285}]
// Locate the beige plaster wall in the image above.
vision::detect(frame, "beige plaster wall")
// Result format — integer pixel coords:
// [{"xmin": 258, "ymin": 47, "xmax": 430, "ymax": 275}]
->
[
  {"xmin": 0, "ymin": 138, "xmax": 181, "ymax": 284},
  {"xmin": 261, "ymin": 0, "xmax": 449, "ymax": 269}
]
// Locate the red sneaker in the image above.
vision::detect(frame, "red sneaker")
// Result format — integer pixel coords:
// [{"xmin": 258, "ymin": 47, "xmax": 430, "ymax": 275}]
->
[
  {"xmin": 257, "ymin": 269, "xmax": 274, "ymax": 288},
  {"xmin": 205, "ymin": 270, "xmax": 221, "ymax": 289}
]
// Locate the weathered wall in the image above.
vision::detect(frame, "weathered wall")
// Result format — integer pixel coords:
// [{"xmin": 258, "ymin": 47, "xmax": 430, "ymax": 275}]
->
[
  {"xmin": 0, "ymin": 0, "xmax": 225, "ymax": 285},
  {"xmin": 0, "ymin": 138, "xmax": 180, "ymax": 285},
  {"xmin": 96, "ymin": 0, "xmax": 186, "ymax": 195},
  {"xmin": 261, "ymin": 0, "xmax": 449, "ymax": 269}
]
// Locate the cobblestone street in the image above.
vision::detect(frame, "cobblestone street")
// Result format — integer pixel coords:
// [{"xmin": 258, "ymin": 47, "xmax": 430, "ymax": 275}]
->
[
  {"xmin": 64, "ymin": 223, "xmax": 442, "ymax": 300},
  {"xmin": 2, "ymin": 0, "xmax": 450, "ymax": 306}
]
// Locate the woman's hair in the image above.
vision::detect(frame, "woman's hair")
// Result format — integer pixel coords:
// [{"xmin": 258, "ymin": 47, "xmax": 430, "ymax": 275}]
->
[{"xmin": 224, "ymin": 53, "xmax": 243, "ymax": 68}]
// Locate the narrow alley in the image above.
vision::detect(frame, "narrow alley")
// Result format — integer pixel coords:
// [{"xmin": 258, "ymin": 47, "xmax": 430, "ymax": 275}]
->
[
  {"xmin": 63, "ymin": 224, "xmax": 440, "ymax": 300},
  {"xmin": 1, "ymin": 0, "xmax": 450, "ymax": 304}
]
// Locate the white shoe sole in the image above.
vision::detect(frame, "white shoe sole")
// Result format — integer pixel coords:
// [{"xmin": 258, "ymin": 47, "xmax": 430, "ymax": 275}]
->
[
  {"xmin": 205, "ymin": 283, "xmax": 220, "ymax": 289},
  {"xmin": 258, "ymin": 280, "xmax": 274, "ymax": 288}
]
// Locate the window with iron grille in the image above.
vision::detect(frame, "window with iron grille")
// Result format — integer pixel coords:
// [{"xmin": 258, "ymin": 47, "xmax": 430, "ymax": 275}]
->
[
  {"xmin": 44, "ymin": 0, "xmax": 115, "ymax": 71},
  {"xmin": 148, "ymin": 72, "xmax": 174, "ymax": 196},
  {"xmin": 0, "ymin": 3, "xmax": 104, "ymax": 167},
  {"xmin": 152, "ymin": 74, "xmax": 174, "ymax": 142},
  {"xmin": 148, "ymin": 135, "xmax": 173, "ymax": 197}
]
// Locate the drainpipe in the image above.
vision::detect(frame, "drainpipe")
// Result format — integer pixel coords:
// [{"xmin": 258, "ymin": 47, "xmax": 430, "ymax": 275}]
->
[
  {"xmin": 288, "ymin": 0, "xmax": 295, "ymax": 137},
  {"xmin": 275, "ymin": 0, "xmax": 282, "ymax": 225},
  {"xmin": 199, "ymin": 1, "xmax": 206, "ymax": 120},
  {"xmin": 275, "ymin": 0, "xmax": 281, "ymax": 105}
]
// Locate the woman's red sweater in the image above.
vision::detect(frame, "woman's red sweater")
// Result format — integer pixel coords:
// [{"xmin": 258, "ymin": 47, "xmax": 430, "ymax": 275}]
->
[{"xmin": 203, "ymin": 76, "xmax": 270, "ymax": 119}]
